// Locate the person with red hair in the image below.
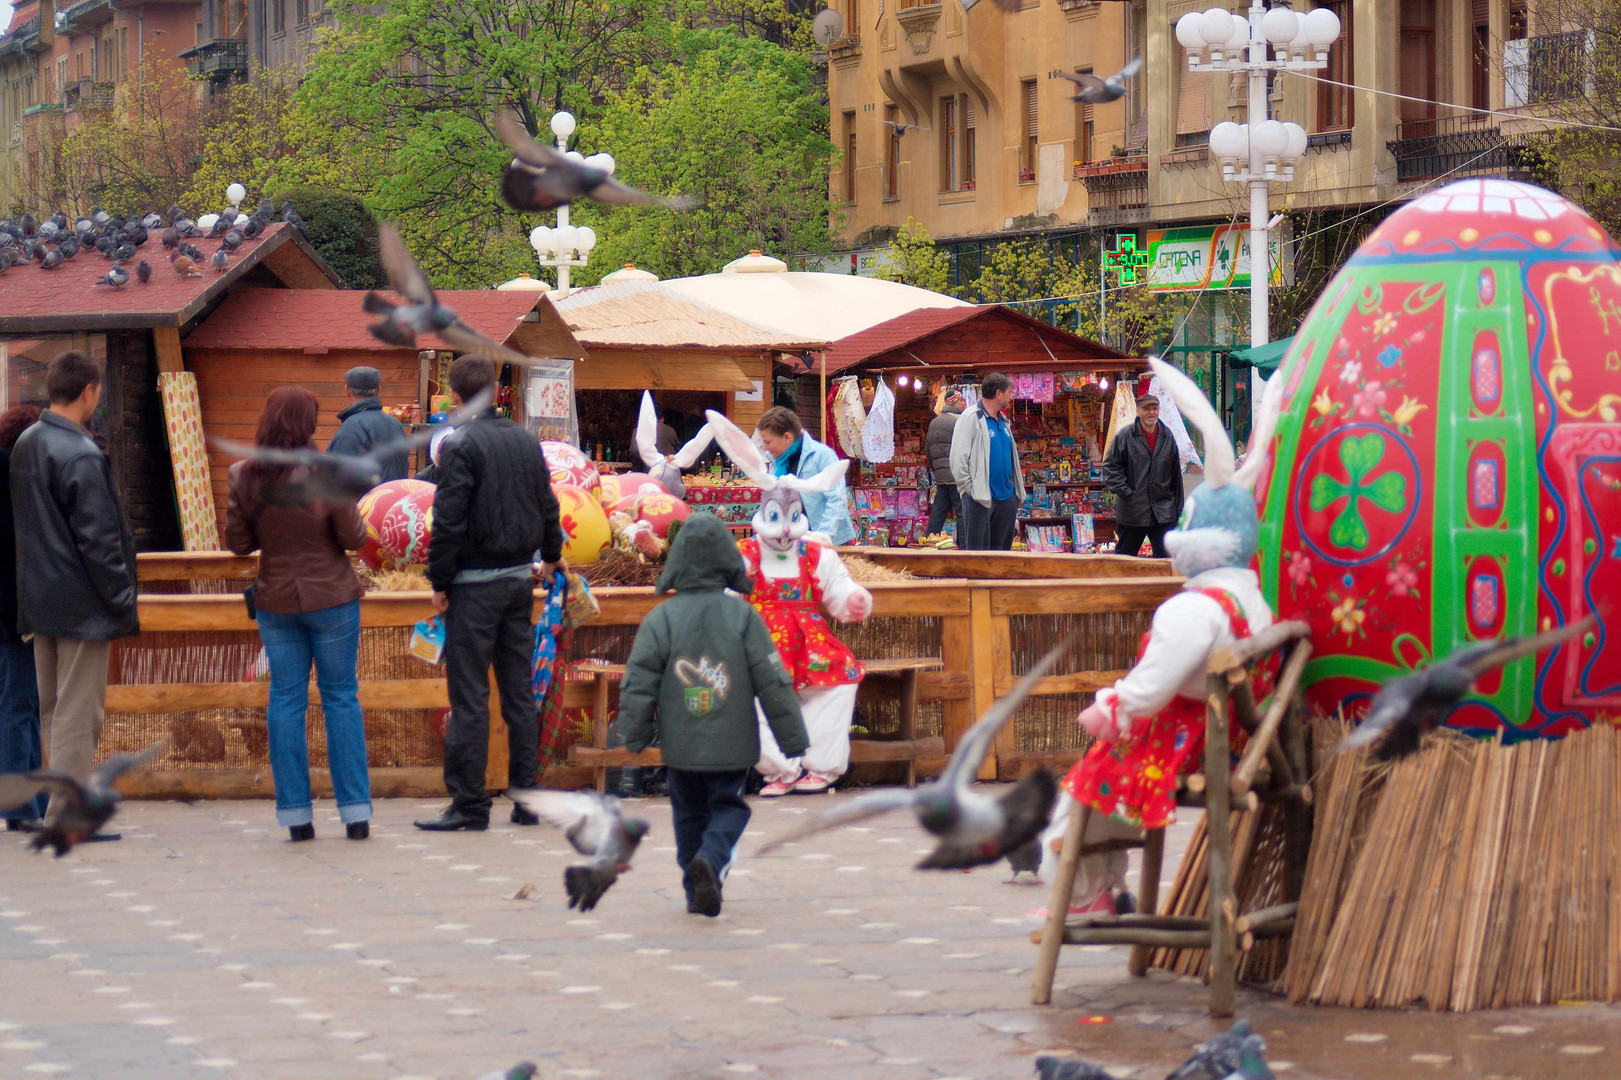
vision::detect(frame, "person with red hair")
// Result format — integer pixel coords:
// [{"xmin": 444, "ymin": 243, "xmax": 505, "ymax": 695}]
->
[{"xmin": 226, "ymin": 387, "xmax": 373, "ymax": 842}]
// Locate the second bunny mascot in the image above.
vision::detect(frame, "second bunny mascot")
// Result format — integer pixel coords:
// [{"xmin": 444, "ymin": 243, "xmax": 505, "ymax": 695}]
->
[{"xmin": 704, "ymin": 410, "xmax": 872, "ymax": 796}]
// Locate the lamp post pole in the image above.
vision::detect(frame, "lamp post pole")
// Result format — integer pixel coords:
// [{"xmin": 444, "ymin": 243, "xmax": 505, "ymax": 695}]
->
[
  {"xmin": 528, "ymin": 110, "xmax": 614, "ymax": 298},
  {"xmin": 1246, "ymin": 1, "xmax": 1270, "ymax": 350}
]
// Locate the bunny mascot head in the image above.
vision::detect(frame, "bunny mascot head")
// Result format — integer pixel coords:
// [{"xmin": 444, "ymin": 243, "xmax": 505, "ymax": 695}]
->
[
  {"xmin": 703, "ymin": 409, "xmax": 850, "ymax": 555},
  {"xmin": 1147, "ymin": 356, "xmax": 1290, "ymax": 580},
  {"xmin": 633, "ymin": 392, "xmax": 713, "ymax": 500}
]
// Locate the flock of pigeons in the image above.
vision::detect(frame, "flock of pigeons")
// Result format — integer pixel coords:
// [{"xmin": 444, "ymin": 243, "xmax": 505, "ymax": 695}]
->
[{"xmin": 0, "ymin": 200, "xmax": 305, "ymax": 285}]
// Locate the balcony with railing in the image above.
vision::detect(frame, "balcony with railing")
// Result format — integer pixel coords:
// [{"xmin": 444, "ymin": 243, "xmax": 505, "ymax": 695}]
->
[
  {"xmin": 64, "ymin": 80, "xmax": 116, "ymax": 112},
  {"xmin": 1386, "ymin": 113, "xmax": 1540, "ymax": 184},
  {"xmin": 179, "ymin": 38, "xmax": 249, "ymax": 81},
  {"xmin": 1505, "ymin": 30, "xmax": 1595, "ymax": 108},
  {"xmin": 1074, "ymin": 148, "xmax": 1148, "ymax": 224}
]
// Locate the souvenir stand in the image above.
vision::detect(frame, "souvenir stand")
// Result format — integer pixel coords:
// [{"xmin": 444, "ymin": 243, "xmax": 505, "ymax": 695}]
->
[{"xmin": 815, "ymin": 305, "xmax": 1144, "ymax": 550}]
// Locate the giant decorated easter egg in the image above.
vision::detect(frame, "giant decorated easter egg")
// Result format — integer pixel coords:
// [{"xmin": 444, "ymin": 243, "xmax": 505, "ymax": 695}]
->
[
  {"xmin": 597, "ymin": 472, "xmax": 667, "ymax": 505},
  {"xmin": 555, "ymin": 483, "xmax": 611, "ymax": 565},
  {"xmin": 1258, "ymin": 180, "xmax": 1619, "ymax": 739},
  {"xmin": 357, "ymin": 479, "xmax": 435, "ymax": 570},
  {"xmin": 542, "ymin": 441, "xmax": 600, "ymax": 494},
  {"xmin": 619, "ymin": 492, "xmax": 692, "ymax": 539}
]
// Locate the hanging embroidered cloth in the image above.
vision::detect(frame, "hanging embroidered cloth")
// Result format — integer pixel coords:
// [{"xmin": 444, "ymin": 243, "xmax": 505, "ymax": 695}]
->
[
  {"xmin": 1102, "ymin": 382, "xmax": 1137, "ymax": 453},
  {"xmin": 861, "ymin": 378, "xmax": 896, "ymax": 462},
  {"xmin": 832, "ymin": 377, "xmax": 867, "ymax": 459},
  {"xmin": 1147, "ymin": 375, "xmax": 1203, "ymax": 471}
]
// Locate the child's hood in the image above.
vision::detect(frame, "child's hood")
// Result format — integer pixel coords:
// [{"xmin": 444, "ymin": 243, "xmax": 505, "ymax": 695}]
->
[{"xmin": 655, "ymin": 513, "xmax": 753, "ymax": 595}]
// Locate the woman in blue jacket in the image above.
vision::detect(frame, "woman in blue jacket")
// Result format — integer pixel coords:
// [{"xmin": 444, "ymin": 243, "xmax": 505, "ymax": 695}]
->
[{"xmin": 752, "ymin": 408, "xmax": 856, "ymax": 546}]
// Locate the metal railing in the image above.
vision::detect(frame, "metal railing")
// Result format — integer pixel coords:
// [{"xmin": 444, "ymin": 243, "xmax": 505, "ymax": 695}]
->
[
  {"xmin": 1387, "ymin": 113, "xmax": 1539, "ymax": 183},
  {"xmin": 1505, "ymin": 30, "xmax": 1596, "ymax": 107}
]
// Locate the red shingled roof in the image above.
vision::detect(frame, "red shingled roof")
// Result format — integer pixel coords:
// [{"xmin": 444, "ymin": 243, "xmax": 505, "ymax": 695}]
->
[
  {"xmin": 0, "ymin": 223, "xmax": 339, "ymax": 333},
  {"xmin": 822, "ymin": 304, "xmax": 1129, "ymax": 375},
  {"xmin": 184, "ymin": 287, "xmax": 549, "ymax": 353},
  {"xmin": 6, "ymin": 3, "xmax": 39, "ymax": 35}
]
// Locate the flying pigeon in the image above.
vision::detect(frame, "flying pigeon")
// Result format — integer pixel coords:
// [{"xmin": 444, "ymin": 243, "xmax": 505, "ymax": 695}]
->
[
  {"xmin": 495, "ymin": 108, "xmax": 699, "ymax": 212},
  {"xmin": 366, "ymin": 224, "xmax": 540, "ymax": 368},
  {"xmin": 1336, "ymin": 616, "xmax": 1597, "ymax": 762},
  {"xmin": 881, "ymin": 119, "xmax": 929, "ymax": 137},
  {"xmin": 211, "ymin": 248, "xmax": 230, "ymax": 272},
  {"xmin": 207, "ymin": 385, "xmax": 493, "ymax": 506},
  {"xmin": 0, "ymin": 741, "xmax": 168, "ymax": 857},
  {"xmin": 136, "ymin": 259, "xmax": 151, "ymax": 284},
  {"xmin": 281, "ymin": 201, "xmax": 304, "ymax": 229},
  {"xmin": 1034, "ymin": 1056, "xmax": 1114, "ymax": 1080},
  {"xmin": 475, "ymin": 1064, "xmax": 538, "ymax": 1080},
  {"xmin": 756, "ymin": 637, "xmax": 1071, "ymax": 870},
  {"xmin": 100, "ymin": 266, "xmax": 129, "ymax": 287},
  {"xmin": 1168, "ymin": 1019, "xmax": 1264, "ymax": 1080},
  {"xmin": 172, "ymin": 254, "xmax": 202, "ymax": 277},
  {"xmin": 509, "ymin": 789, "xmax": 651, "ymax": 912},
  {"xmin": 1059, "ymin": 58, "xmax": 1142, "ymax": 104}
]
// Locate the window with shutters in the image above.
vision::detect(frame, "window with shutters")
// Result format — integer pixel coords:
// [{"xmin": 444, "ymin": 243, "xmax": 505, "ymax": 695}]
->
[
  {"xmin": 1020, "ymin": 79, "xmax": 1038, "ymax": 182},
  {"xmin": 885, "ymin": 104, "xmax": 900, "ymax": 199},
  {"xmin": 297, "ymin": 0, "xmax": 311, "ymax": 27},
  {"xmin": 939, "ymin": 95, "xmax": 958, "ymax": 191},
  {"xmin": 273, "ymin": 0, "xmax": 286, "ymax": 34},
  {"xmin": 1072, "ymin": 69, "xmax": 1094, "ymax": 165},
  {"xmin": 1317, "ymin": 0, "xmax": 1353, "ymax": 130},
  {"xmin": 56, "ymin": 58, "xmax": 67, "ymax": 103},
  {"xmin": 116, "ymin": 28, "xmax": 128, "ymax": 81},
  {"xmin": 1470, "ymin": 0, "xmax": 1490, "ymax": 108},
  {"xmin": 1175, "ymin": 63, "xmax": 1212, "ymax": 144},
  {"xmin": 844, "ymin": 110, "xmax": 858, "ymax": 203},
  {"xmin": 962, "ymin": 95, "xmax": 976, "ymax": 187}
]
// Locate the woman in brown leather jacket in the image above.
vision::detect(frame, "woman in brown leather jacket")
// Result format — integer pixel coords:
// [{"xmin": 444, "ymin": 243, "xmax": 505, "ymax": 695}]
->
[{"xmin": 226, "ymin": 387, "xmax": 372, "ymax": 842}]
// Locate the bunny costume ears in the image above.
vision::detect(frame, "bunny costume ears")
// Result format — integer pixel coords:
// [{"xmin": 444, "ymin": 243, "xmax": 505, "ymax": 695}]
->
[
  {"xmin": 702, "ymin": 409, "xmax": 851, "ymax": 495},
  {"xmin": 635, "ymin": 392, "xmax": 713, "ymax": 474}
]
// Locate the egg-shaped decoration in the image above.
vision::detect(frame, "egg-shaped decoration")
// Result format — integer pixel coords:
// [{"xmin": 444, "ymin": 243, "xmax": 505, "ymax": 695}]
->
[
  {"xmin": 1258, "ymin": 179, "xmax": 1620, "ymax": 740},
  {"xmin": 357, "ymin": 479, "xmax": 436, "ymax": 570},
  {"xmin": 555, "ymin": 483, "xmax": 612, "ymax": 565},
  {"xmin": 541, "ymin": 440, "xmax": 601, "ymax": 494},
  {"xmin": 627, "ymin": 492, "xmax": 692, "ymax": 539},
  {"xmin": 597, "ymin": 471, "xmax": 667, "ymax": 505}
]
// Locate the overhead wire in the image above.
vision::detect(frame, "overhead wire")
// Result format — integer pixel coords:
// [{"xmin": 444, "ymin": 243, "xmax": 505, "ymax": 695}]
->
[{"xmin": 1281, "ymin": 68, "xmax": 1621, "ymax": 134}]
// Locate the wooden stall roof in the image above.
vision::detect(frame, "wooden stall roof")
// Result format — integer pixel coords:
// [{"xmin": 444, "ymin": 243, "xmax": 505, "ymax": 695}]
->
[
  {"xmin": 554, "ymin": 280, "xmax": 827, "ymax": 351},
  {"xmin": 183, "ymin": 287, "xmax": 586, "ymax": 361},
  {"xmin": 822, "ymin": 304, "xmax": 1134, "ymax": 376},
  {"xmin": 0, "ymin": 224, "xmax": 342, "ymax": 334}
]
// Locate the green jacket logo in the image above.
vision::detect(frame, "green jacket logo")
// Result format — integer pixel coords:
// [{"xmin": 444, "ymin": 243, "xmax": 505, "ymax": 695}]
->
[{"xmin": 674, "ymin": 656, "xmax": 730, "ymax": 717}]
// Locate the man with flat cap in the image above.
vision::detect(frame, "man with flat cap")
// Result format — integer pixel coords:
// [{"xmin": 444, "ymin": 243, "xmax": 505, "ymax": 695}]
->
[
  {"xmin": 1103, "ymin": 386, "xmax": 1183, "ymax": 558},
  {"xmin": 328, "ymin": 366, "xmax": 409, "ymax": 482}
]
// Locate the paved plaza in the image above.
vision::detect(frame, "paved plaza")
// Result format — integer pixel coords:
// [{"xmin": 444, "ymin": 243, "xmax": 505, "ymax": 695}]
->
[{"xmin": 1, "ymin": 793, "xmax": 1616, "ymax": 1080}]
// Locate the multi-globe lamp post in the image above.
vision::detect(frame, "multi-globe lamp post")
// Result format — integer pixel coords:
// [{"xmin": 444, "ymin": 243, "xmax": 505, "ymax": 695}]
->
[
  {"xmin": 524, "ymin": 110, "xmax": 615, "ymax": 297},
  {"xmin": 1175, "ymin": 2, "xmax": 1341, "ymax": 349}
]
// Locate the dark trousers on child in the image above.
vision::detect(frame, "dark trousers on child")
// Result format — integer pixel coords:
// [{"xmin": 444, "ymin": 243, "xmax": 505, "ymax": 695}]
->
[{"xmin": 667, "ymin": 768, "xmax": 751, "ymax": 902}]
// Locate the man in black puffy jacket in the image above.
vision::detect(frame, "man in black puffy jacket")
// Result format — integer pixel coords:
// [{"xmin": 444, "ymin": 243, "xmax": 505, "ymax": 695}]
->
[
  {"xmin": 1102, "ymin": 389, "xmax": 1183, "ymax": 557},
  {"xmin": 10, "ymin": 352, "xmax": 138, "ymax": 836},
  {"xmin": 417, "ymin": 357, "xmax": 565, "ymax": 832}
]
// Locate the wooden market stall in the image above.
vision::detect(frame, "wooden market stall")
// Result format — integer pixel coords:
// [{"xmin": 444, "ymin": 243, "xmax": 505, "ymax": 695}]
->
[
  {"xmin": 183, "ymin": 287, "xmax": 585, "ymax": 540},
  {"xmin": 813, "ymin": 305, "xmax": 1147, "ymax": 550}
]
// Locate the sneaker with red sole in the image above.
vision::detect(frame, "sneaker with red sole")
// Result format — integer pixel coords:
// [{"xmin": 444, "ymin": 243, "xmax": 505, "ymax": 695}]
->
[
  {"xmin": 791, "ymin": 771, "xmax": 838, "ymax": 794},
  {"xmin": 760, "ymin": 772, "xmax": 801, "ymax": 798}
]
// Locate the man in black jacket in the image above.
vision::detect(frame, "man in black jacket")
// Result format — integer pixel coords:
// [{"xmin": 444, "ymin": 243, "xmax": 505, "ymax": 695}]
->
[
  {"xmin": 417, "ymin": 357, "xmax": 566, "ymax": 832},
  {"xmin": 1102, "ymin": 389, "xmax": 1183, "ymax": 558},
  {"xmin": 924, "ymin": 389, "xmax": 963, "ymax": 535},
  {"xmin": 10, "ymin": 352, "xmax": 139, "ymax": 836},
  {"xmin": 327, "ymin": 366, "xmax": 409, "ymax": 482}
]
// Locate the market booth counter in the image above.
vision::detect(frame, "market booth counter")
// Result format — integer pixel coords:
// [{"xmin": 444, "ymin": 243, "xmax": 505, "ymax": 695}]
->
[{"xmin": 105, "ymin": 552, "xmax": 1180, "ymax": 799}]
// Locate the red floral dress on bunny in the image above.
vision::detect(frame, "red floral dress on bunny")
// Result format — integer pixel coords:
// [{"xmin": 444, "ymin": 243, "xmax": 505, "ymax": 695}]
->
[
  {"xmin": 739, "ymin": 538, "xmax": 864, "ymax": 689},
  {"xmin": 1062, "ymin": 587, "xmax": 1274, "ymax": 830}
]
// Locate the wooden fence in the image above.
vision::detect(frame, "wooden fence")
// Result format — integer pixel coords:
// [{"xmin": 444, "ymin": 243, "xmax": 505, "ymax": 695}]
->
[{"xmin": 109, "ymin": 551, "xmax": 1180, "ymax": 799}]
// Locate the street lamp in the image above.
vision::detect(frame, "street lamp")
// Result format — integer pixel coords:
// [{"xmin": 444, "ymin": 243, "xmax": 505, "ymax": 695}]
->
[
  {"xmin": 1176, "ymin": 2, "xmax": 1339, "ymax": 349},
  {"xmin": 527, "ymin": 111, "xmax": 613, "ymax": 296}
]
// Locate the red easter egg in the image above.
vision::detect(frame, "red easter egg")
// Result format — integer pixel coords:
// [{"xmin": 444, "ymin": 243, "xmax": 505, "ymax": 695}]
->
[
  {"xmin": 627, "ymin": 493, "xmax": 692, "ymax": 539},
  {"xmin": 357, "ymin": 479, "xmax": 435, "ymax": 570},
  {"xmin": 597, "ymin": 472, "xmax": 666, "ymax": 505},
  {"xmin": 542, "ymin": 441, "xmax": 601, "ymax": 494}
]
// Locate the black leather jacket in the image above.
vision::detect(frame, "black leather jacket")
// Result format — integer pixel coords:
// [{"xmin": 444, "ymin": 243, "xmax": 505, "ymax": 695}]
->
[
  {"xmin": 1103, "ymin": 419, "xmax": 1185, "ymax": 528},
  {"xmin": 9, "ymin": 411, "xmax": 139, "ymax": 640}
]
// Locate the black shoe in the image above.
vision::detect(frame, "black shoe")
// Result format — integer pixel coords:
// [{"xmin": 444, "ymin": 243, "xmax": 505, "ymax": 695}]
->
[
  {"xmin": 413, "ymin": 808, "xmax": 488, "ymax": 832},
  {"xmin": 289, "ymin": 824, "xmax": 315, "ymax": 842},
  {"xmin": 81, "ymin": 831, "xmax": 121, "ymax": 843},
  {"xmin": 1115, "ymin": 890, "xmax": 1136, "ymax": 916},
  {"xmin": 510, "ymin": 804, "xmax": 540, "ymax": 826},
  {"xmin": 5, "ymin": 818, "xmax": 42, "ymax": 833},
  {"xmin": 685, "ymin": 856, "xmax": 722, "ymax": 918},
  {"xmin": 346, "ymin": 821, "xmax": 370, "ymax": 841}
]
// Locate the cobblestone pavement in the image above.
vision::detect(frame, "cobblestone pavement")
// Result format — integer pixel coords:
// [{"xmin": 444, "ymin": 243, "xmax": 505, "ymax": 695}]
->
[{"xmin": 2, "ymin": 794, "xmax": 1616, "ymax": 1080}]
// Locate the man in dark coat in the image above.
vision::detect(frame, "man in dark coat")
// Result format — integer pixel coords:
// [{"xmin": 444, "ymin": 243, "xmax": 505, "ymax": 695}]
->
[
  {"xmin": 327, "ymin": 366, "xmax": 409, "ymax": 482},
  {"xmin": 618, "ymin": 513, "xmax": 806, "ymax": 916},
  {"xmin": 1103, "ymin": 389, "xmax": 1183, "ymax": 558},
  {"xmin": 416, "ymin": 357, "xmax": 565, "ymax": 833},
  {"xmin": 10, "ymin": 352, "xmax": 139, "ymax": 836},
  {"xmin": 0, "ymin": 404, "xmax": 45, "ymax": 830},
  {"xmin": 925, "ymin": 389, "xmax": 964, "ymax": 535}
]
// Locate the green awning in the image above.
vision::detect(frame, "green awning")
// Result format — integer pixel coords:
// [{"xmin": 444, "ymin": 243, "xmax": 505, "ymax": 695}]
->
[{"xmin": 1226, "ymin": 336, "xmax": 1293, "ymax": 373}]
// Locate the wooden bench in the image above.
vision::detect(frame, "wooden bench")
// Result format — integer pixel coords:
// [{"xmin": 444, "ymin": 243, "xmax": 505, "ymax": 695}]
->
[{"xmin": 566, "ymin": 657, "xmax": 946, "ymax": 793}]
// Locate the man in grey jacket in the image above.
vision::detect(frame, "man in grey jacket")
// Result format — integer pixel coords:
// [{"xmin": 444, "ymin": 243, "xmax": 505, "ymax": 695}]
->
[
  {"xmin": 328, "ymin": 366, "xmax": 409, "ymax": 482},
  {"xmin": 925, "ymin": 389, "xmax": 964, "ymax": 535},
  {"xmin": 949, "ymin": 373, "xmax": 1025, "ymax": 551}
]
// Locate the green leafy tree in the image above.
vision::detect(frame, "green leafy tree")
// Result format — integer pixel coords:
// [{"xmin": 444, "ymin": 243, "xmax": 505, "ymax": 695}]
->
[
  {"xmin": 871, "ymin": 218, "xmax": 954, "ymax": 294},
  {"xmin": 576, "ymin": 29, "xmax": 836, "ymax": 281},
  {"xmin": 270, "ymin": 185, "xmax": 386, "ymax": 289},
  {"xmin": 185, "ymin": 72, "xmax": 353, "ymax": 215}
]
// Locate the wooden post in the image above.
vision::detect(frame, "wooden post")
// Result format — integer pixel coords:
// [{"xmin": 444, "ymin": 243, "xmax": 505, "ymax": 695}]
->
[
  {"xmin": 1129, "ymin": 828, "xmax": 1166, "ymax": 977},
  {"xmin": 1280, "ymin": 676, "xmax": 1313, "ymax": 902},
  {"xmin": 819, "ymin": 350, "xmax": 828, "ymax": 442},
  {"xmin": 153, "ymin": 326, "xmax": 186, "ymax": 374},
  {"xmin": 939, "ymin": 613, "xmax": 975, "ymax": 756},
  {"xmin": 1205, "ymin": 674, "xmax": 1236, "ymax": 1018},
  {"xmin": 1032, "ymin": 804, "xmax": 1090, "ymax": 1004},
  {"xmin": 968, "ymin": 588, "xmax": 998, "ymax": 781},
  {"xmin": 485, "ymin": 670, "xmax": 509, "ymax": 792},
  {"xmin": 899, "ymin": 668, "xmax": 919, "ymax": 789},
  {"xmin": 592, "ymin": 673, "xmax": 611, "ymax": 795}
]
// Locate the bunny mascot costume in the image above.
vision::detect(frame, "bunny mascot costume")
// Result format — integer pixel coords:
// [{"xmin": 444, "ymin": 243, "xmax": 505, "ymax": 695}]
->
[
  {"xmin": 704, "ymin": 410, "xmax": 873, "ymax": 797},
  {"xmin": 634, "ymin": 392, "xmax": 713, "ymax": 500},
  {"xmin": 1036, "ymin": 358, "xmax": 1288, "ymax": 912}
]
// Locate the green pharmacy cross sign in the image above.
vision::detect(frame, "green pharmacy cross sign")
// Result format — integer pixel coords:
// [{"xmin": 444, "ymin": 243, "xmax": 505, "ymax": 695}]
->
[{"xmin": 1105, "ymin": 234, "xmax": 1152, "ymax": 286}]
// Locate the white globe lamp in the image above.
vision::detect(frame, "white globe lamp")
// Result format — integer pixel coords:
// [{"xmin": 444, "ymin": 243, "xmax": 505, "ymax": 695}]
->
[
  {"xmin": 554, "ymin": 224, "xmax": 578, "ymax": 256},
  {"xmin": 1198, "ymin": 7, "xmax": 1235, "ymax": 46},
  {"xmin": 549, "ymin": 111, "xmax": 576, "ymax": 142},
  {"xmin": 564, "ymin": 150, "xmax": 586, "ymax": 165},
  {"xmin": 1282, "ymin": 121, "xmax": 1309, "ymax": 160},
  {"xmin": 1261, "ymin": 6, "xmax": 1299, "ymax": 45},
  {"xmin": 529, "ymin": 225, "xmax": 554, "ymax": 256},
  {"xmin": 583, "ymin": 153, "xmax": 616, "ymax": 176},
  {"xmin": 1176, "ymin": 12, "xmax": 1205, "ymax": 66},
  {"xmin": 1303, "ymin": 7, "xmax": 1342, "ymax": 60},
  {"xmin": 576, "ymin": 226, "xmax": 597, "ymax": 254},
  {"xmin": 1209, "ymin": 121, "xmax": 1247, "ymax": 161},
  {"xmin": 226, "ymin": 182, "xmax": 246, "ymax": 207}
]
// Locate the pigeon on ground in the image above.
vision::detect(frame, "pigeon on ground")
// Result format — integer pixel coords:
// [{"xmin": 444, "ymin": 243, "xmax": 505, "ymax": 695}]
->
[
  {"xmin": 1337, "ymin": 616, "xmax": 1596, "ymax": 762},
  {"xmin": 40, "ymin": 249, "xmax": 62, "ymax": 270},
  {"xmin": 756, "ymin": 637, "xmax": 1071, "ymax": 870},
  {"xmin": 1004, "ymin": 837, "xmax": 1041, "ymax": 883},
  {"xmin": 94, "ymin": 235, "xmax": 114, "ymax": 255},
  {"xmin": 180, "ymin": 241, "xmax": 203, "ymax": 261},
  {"xmin": 281, "ymin": 201, "xmax": 304, "ymax": 229},
  {"xmin": 881, "ymin": 120, "xmax": 928, "ymax": 137},
  {"xmin": 495, "ymin": 108, "xmax": 699, "ymax": 212},
  {"xmin": 1168, "ymin": 1019, "xmax": 1264, "ymax": 1080},
  {"xmin": 57, "ymin": 236, "xmax": 78, "ymax": 258},
  {"xmin": 142, "ymin": 212, "xmax": 163, "ymax": 230},
  {"xmin": 221, "ymin": 228, "xmax": 243, "ymax": 251},
  {"xmin": 509, "ymin": 789, "xmax": 650, "ymax": 912},
  {"xmin": 0, "ymin": 251, "xmax": 11, "ymax": 273},
  {"xmin": 35, "ymin": 219, "xmax": 59, "ymax": 243},
  {"xmin": 0, "ymin": 741, "xmax": 168, "ymax": 857},
  {"xmin": 366, "ymin": 224, "xmax": 540, "ymax": 367},
  {"xmin": 92, "ymin": 208, "xmax": 110, "ymax": 226},
  {"xmin": 162, "ymin": 227, "xmax": 179, "ymax": 248},
  {"xmin": 475, "ymin": 1063, "xmax": 537, "ymax": 1080},
  {"xmin": 242, "ymin": 216, "xmax": 263, "ymax": 239},
  {"xmin": 114, "ymin": 241, "xmax": 136, "ymax": 263},
  {"xmin": 211, "ymin": 248, "xmax": 230, "ymax": 272},
  {"xmin": 19, "ymin": 212, "xmax": 35, "ymax": 236},
  {"xmin": 100, "ymin": 265, "xmax": 129, "ymax": 287},
  {"xmin": 172, "ymin": 254, "xmax": 202, "ymax": 277},
  {"xmin": 1035, "ymin": 1056, "xmax": 1114, "ymax": 1080},
  {"xmin": 136, "ymin": 259, "xmax": 151, "ymax": 284},
  {"xmin": 207, "ymin": 385, "xmax": 492, "ymax": 506},
  {"xmin": 1059, "ymin": 58, "xmax": 1143, "ymax": 104}
]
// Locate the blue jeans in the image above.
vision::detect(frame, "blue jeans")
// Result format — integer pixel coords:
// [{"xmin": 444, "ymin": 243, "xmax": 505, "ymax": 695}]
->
[
  {"xmin": 0, "ymin": 630, "xmax": 45, "ymax": 821},
  {"xmin": 668, "ymin": 768, "xmax": 752, "ymax": 901},
  {"xmin": 255, "ymin": 600, "xmax": 371, "ymax": 827}
]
